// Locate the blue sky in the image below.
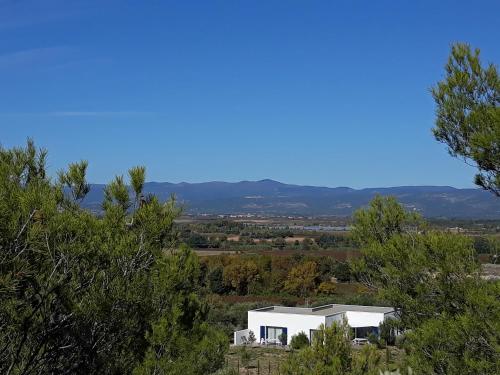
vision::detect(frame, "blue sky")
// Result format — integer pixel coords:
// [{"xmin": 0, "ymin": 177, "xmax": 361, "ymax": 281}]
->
[{"xmin": 1, "ymin": 0, "xmax": 499, "ymax": 188}]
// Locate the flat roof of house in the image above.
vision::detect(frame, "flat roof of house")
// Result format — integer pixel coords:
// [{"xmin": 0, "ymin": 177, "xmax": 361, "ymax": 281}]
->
[{"xmin": 250, "ymin": 304, "xmax": 394, "ymax": 316}]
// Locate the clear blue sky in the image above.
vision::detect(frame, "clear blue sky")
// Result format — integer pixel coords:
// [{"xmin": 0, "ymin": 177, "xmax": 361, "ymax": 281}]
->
[{"xmin": 1, "ymin": 0, "xmax": 499, "ymax": 188}]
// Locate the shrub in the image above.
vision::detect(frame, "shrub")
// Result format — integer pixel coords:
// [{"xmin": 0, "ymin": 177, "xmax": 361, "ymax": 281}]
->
[
  {"xmin": 290, "ymin": 331, "xmax": 309, "ymax": 350},
  {"xmin": 317, "ymin": 281, "xmax": 336, "ymax": 295},
  {"xmin": 239, "ymin": 346, "xmax": 252, "ymax": 368},
  {"xmin": 278, "ymin": 332, "xmax": 288, "ymax": 346},
  {"xmin": 379, "ymin": 318, "xmax": 398, "ymax": 346},
  {"xmin": 367, "ymin": 332, "xmax": 379, "ymax": 346},
  {"xmin": 395, "ymin": 334, "xmax": 406, "ymax": 349}
]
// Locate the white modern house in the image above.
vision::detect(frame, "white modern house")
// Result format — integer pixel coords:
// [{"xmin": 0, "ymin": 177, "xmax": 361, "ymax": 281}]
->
[{"xmin": 234, "ymin": 304, "xmax": 395, "ymax": 346}]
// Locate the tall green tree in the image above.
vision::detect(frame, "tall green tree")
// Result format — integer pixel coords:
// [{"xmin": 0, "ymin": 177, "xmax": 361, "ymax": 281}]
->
[
  {"xmin": 351, "ymin": 195, "xmax": 422, "ymax": 247},
  {"xmin": 432, "ymin": 43, "xmax": 499, "ymax": 196},
  {"xmin": 353, "ymin": 196, "xmax": 500, "ymax": 374},
  {"xmin": 0, "ymin": 141, "xmax": 227, "ymax": 374}
]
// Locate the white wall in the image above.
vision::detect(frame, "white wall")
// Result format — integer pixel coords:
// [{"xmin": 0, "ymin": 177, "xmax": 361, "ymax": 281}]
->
[
  {"xmin": 248, "ymin": 311, "xmax": 325, "ymax": 345},
  {"xmin": 233, "ymin": 329, "xmax": 249, "ymax": 345},
  {"xmin": 325, "ymin": 312, "xmax": 345, "ymax": 327},
  {"xmin": 344, "ymin": 311, "xmax": 386, "ymax": 328}
]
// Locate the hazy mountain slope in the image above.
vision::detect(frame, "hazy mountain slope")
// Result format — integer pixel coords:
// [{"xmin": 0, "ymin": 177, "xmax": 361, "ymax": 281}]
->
[{"xmin": 81, "ymin": 179, "xmax": 500, "ymax": 219}]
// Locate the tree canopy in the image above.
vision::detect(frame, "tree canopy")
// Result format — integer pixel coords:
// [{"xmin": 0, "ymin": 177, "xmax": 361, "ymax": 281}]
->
[
  {"xmin": 0, "ymin": 141, "xmax": 227, "ymax": 374},
  {"xmin": 353, "ymin": 196, "xmax": 500, "ymax": 374},
  {"xmin": 432, "ymin": 43, "xmax": 500, "ymax": 196}
]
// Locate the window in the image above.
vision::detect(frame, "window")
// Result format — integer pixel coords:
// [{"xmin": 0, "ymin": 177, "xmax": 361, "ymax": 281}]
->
[
  {"xmin": 309, "ymin": 329, "xmax": 320, "ymax": 343},
  {"xmin": 353, "ymin": 326, "xmax": 378, "ymax": 339},
  {"xmin": 266, "ymin": 326, "xmax": 284, "ymax": 340}
]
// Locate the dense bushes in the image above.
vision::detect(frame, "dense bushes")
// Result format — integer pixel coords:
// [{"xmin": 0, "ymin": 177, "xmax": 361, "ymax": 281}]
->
[
  {"xmin": 0, "ymin": 142, "xmax": 227, "ymax": 374},
  {"xmin": 290, "ymin": 332, "xmax": 309, "ymax": 349},
  {"xmin": 200, "ymin": 254, "xmax": 353, "ymax": 297}
]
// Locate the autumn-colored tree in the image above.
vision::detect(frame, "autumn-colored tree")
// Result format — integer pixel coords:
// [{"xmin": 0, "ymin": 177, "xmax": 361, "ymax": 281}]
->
[
  {"xmin": 223, "ymin": 259, "xmax": 259, "ymax": 294},
  {"xmin": 284, "ymin": 261, "xmax": 319, "ymax": 297}
]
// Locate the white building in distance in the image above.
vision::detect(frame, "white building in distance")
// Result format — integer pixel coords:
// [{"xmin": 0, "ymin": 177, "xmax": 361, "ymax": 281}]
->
[{"xmin": 234, "ymin": 304, "xmax": 395, "ymax": 346}]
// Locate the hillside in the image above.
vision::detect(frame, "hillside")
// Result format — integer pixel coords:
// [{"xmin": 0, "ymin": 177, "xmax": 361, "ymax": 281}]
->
[{"xmin": 81, "ymin": 179, "xmax": 500, "ymax": 219}]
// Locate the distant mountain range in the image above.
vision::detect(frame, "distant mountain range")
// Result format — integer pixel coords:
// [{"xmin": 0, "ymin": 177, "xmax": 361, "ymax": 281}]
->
[{"xmin": 81, "ymin": 179, "xmax": 500, "ymax": 219}]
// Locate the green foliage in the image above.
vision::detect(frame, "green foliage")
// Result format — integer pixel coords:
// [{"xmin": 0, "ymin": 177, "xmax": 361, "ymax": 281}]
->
[
  {"xmin": 211, "ymin": 368, "xmax": 238, "ymax": 375},
  {"xmin": 351, "ymin": 195, "xmax": 422, "ymax": 247},
  {"xmin": 301, "ymin": 237, "xmax": 314, "ymax": 251},
  {"xmin": 0, "ymin": 141, "xmax": 227, "ymax": 374},
  {"xmin": 432, "ymin": 43, "xmax": 500, "ymax": 196},
  {"xmin": 316, "ymin": 233, "xmax": 354, "ymax": 249},
  {"xmin": 206, "ymin": 299, "xmax": 267, "ymax": 338},
  {"xmin": 317, "ymin": 281, "xmax": 336, "ymax": 295},
  {"xmin": 135, "ymin": 321, "xmax": 227, "ymax": 375},
  {"xmin": 282, "ymin": 321, "xmax": 381, "ymax": 375},
  {"xmin": 359, "ymin": 232, "xmax": 480, "ymax": 328},
  {"xmin": 333, "ymin": 261, "xmax": 352, "ymax": 282},
  {"xmin": 201, "ymin": 253, "xmax": 354, "ymax": 297},
  {"xmin": 103, "ymin": 175, "xmax": 131, "ymax": 211},
  {"xmin": 278, "ymin": 332, "xmax": 287, "ymax": 346},
  {"xmin": 404, "ymin": 282, "xmax": 500, "ymax": 374},
  {"xmin": 238, "ymin": 345, "xmax": 253, "ymax": 368},
  {"xmin": 58, "ymin": 160, "xmax": 90, "ymax": 202},
  {"xmin": 128, "ymin": 165, "xmax": 146, "ymax": 208},
  {"xmin": 379, "ymin": 318, "xmax": 398, "ymax": 346},
  {"xmin": 350, "ymin": 344, "xmax": 382, "ymax": 375},
  {"xmin": 353, "ymin": 196, "xmax": 500, "ymax": 375},
  {"xmin": 290, "ymin": 331, "xmax": 309, "ymax": 350},
  {"xmin": 272, "ymin": 237, "xmax": 287, "ymax": 250},
  {"xmin": 208, "ymin": 266, "xmax": 228, "ymax": 294}
]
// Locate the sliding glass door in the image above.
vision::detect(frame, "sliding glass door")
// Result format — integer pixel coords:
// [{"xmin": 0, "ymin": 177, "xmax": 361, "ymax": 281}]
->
[{"xmin": 266, "ymin": 326, "xmax": 283, "ymax": 340}]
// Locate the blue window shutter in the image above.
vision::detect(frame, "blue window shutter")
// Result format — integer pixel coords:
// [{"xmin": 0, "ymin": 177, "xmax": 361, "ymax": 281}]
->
[
  {"xmin": 260, "ymin": 326, "xmax": 265, "ymax": 340},
  {"xmin": 283, "ymin": 327, "xmax": 288, "ymax": 343}
]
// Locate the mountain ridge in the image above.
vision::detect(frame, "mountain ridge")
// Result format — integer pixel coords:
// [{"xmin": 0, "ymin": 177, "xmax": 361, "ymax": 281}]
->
[{"xmin": 81, "ymin": 179, "xmax": 500, "ymax": 219}]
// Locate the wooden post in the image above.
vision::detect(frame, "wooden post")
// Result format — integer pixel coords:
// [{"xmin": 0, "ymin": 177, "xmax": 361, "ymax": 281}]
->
[
  {"xmin": 257, "ymin": 359, "xmax": 260, "ymax": 375},
  {"xmin": 268, "ymin": 360, "xmax": 271, "ymax": 374},
  {"xmin": 237, "ymin": 359, "xmax": 239, "ymax": 373}
]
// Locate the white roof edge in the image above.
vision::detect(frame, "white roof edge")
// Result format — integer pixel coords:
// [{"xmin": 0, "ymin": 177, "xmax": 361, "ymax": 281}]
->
[{"xmin": 249, "ymin": 304, "xmax": 394, "ymax": 316}]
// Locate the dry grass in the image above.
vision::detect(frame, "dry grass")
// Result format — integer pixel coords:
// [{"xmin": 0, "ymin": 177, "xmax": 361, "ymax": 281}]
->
[
  {"xmin": 224, "ymin": 345, "xmax": 405, "ymax": 374},
  {"xmin": 225, "ymin": 346, "xmax": 289, "ymax": 375},
  {"xmin": 195, "ymin": 250, "xmax": 238, "ymax": 257}
]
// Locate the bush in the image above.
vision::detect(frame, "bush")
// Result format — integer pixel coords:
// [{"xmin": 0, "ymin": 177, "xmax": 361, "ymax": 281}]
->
[
  {"xmin": 395, "ymin": 334, "xmax": 406, "ymax": 349},
  {"xmin": 317, "ymin": 281, "xmax": 336, "ymax": 295},
  {"xmin": 278, "ymin": 332, "xmax": 288, "ymax": 346},
  {"xmin": 239, "ymin": 346, "xmax": 252, "ymax": 368},
  {"xmin": 333, "ymin": 262, "xmax": 352, "ymax": 282},
  {"xmin": 379, "ymin": 318, "xmax": 398, "ymax": 346},
  {"xmin": 367, "ymin": 332, "xmax": 379, "ymax": 346},
  {"xmin": 290, "ymin": 331, "xmax": 309, "ymax": 350},
  {"xmin": 211, "ymin": 368, "xmax": 238, "ymax": 375}
]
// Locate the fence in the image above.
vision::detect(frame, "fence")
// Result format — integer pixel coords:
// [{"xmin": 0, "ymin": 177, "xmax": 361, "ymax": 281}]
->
[{"xmin": 226, "ymin": 358, "xmax": 283, "ymax": 375}]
